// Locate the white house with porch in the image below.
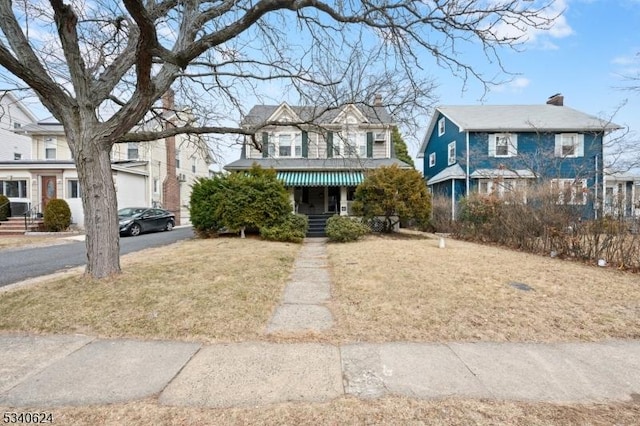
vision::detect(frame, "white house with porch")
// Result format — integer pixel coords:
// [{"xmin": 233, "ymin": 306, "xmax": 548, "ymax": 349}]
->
[{"xmin": 224, "ymin": 98, "xmax": 412, "ymax": 236}]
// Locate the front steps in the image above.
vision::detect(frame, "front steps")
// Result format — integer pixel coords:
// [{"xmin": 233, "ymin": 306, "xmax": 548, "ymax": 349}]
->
[
  {"xmin": 0, "ymin": 216, "xmax": 44, "ymax": 235},
  {"xmin": 306, "ymin": 214, "xmax": 333, "ymax": 237}
]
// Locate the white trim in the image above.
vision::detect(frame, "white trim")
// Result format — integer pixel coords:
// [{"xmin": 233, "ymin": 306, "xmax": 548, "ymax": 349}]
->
[
  {"xmin": 550, "ymin": 178, "xmax": 588, "ymax": 205},
  {"xmin": 489, "ymin": 133, "xmax": 518, "ymax": 157},
  {"xmin": 438, "ymin": 117, "xmax": 446, "ymax": 136},
  {"xmin": 428, "ymin": 152, "xmax": 436, "ymax": 168},
  {"xmin": 554, "ymin": 133, "xmax": 584, "ymax": 158},
  {"xmin": 447, "ymin": 141, "xmax": 456, "ymax": 165}
]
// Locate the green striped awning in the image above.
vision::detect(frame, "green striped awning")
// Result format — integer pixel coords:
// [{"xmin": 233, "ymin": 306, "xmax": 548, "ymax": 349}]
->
[{"xmin": 277, "ymin": 171, "xmax": 364, "ymax": 187}]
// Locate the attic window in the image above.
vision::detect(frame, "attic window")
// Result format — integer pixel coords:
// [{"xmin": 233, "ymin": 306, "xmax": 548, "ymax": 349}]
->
[{"xmin": 438, "ymin": 118, "xmax": 445, "ymax": 136}]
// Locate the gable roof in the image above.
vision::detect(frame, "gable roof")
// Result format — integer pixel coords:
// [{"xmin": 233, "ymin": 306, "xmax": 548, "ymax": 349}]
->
[
  {"xmin": 241, "ymin": 103, "xmax": 393, "ymax": 128},
  {"xmin": 417, "ymin": 105, "xmax": 623, "ymax": 158}
]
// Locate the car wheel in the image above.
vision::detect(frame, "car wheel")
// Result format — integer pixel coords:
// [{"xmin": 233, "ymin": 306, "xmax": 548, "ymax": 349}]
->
[
  {"xmin": 166, "ymin": 220, "xmax": 174, "ymax": 231},
  {"xmin": 129, "ymin": 223, "xmax": 142, "ymax": 236}
]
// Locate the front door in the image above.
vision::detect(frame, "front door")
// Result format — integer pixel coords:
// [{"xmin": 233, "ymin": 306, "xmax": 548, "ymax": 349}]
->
[{"xmin": 41, "ymin": 176, "xmax": 57, "ymax": 211}]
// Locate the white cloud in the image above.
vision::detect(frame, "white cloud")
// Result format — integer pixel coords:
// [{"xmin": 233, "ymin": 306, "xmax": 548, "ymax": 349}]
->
[
  {"xmin": 490, "ymin": 0, "xmax": 574, "ymax": 49},
  {"xmin": 491, "ymin": 76, "xmax": 531, "ymax": 93}
]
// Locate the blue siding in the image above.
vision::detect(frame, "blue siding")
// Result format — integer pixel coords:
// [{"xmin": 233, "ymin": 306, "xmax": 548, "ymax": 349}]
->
[
  {"xmin": 423, "ymin": 113, "xmax": 465, "ymax": 181},
  {"xmin": 422, "ymin": 112, "xmax": 606, "ymax": 220}
]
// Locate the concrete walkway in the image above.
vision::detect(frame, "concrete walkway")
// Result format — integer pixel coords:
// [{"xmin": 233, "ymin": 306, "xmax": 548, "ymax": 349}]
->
[
  {"xmin": 2, "ymin": 239, "xmax": 640, "ymax": 408},
  {"xmin": 266, "ymin": 238, "xmax": 334, "ymax": 334},
  {"xmin": 1, "ymin": 335, "xmax": 639, "ymax": 407}
]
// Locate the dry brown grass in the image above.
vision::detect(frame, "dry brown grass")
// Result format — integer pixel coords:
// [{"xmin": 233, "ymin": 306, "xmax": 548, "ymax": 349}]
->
[
  {"xmin": 2, "ymin": 396, "xmax": 639, "ymax": 425},
  {"xmin": 0, "ymin": 237, "xmax": 299, "ymax": 342},
  {"xmin": 0, "ymin": 236, "xmax": 67, "ymax": 250},
  {"xmin": 326, "ymin": 233, "xmax": 640, "ymax": 343}
]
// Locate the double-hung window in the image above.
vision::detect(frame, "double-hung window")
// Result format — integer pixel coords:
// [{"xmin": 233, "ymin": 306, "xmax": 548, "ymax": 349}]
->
[
  {"xmin": 344, "ymin": 133, "xmax": 365, "ymax": 158},
  {"xmin": 44, "ymin": 137, "xmax": 56, "ymax": 160},
  {"xmin": 489, "ymin": 133, "xmax": 517, "ymax": 157},
  {"xmin": 555, "ymin": 134, "xmax": 584, "ymax": 158},
  {"xmin": 127, "ymin": 142, "xmax": 139, "ymax": 160},
  {"xmin": 276, "ymin": 133, "xmax": 301, "ymax": 158},
  {"xmin": 429, "ymin": 152, "xmax": 436, "ymax": 168},
  {"xmin": 447, "ymin": 141, "xmax": 456, "ymax": 165}
]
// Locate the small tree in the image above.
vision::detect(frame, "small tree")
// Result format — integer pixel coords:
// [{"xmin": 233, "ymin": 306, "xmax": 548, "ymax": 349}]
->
[
  {"xmin": 352, "ymin": 165, "xmax": 431, "ymax": 233},
  {"xmin": 43, "ymin": 199, "xmax": 72, "ymax": 232},
  {"xmin": 392, "ymin": 127, "xmax": 415, "ymax": 168}
]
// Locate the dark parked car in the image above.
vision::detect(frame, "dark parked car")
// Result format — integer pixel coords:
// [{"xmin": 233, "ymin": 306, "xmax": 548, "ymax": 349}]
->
[{"xmin": 118, "ymin": 207, "xmax": 175, "ymax": 236}]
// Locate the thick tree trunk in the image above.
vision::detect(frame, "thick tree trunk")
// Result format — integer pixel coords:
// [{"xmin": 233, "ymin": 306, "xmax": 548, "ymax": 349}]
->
[{"xmin": 74, "ymin": 137, "xmax": 121, "ymax": 278}]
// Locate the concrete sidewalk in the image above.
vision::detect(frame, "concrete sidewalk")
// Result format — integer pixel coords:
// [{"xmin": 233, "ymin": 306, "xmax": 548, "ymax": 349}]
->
[
  {"xmin": 2, "ymin": 238, "xmax": 639, "ymax": 409},
  {"xmin": 1, "ymin": 334, "xmax": 639, "ymax": 408}
]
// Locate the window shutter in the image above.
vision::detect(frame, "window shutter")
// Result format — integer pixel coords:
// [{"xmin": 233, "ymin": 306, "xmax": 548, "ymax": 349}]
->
[
  {"xmin": 262, "ymin": 132, "xmax": 269, "ymax": 158},
  {"xmin": 302, "ymin": 131, "xmax": 308, "ymax": 158},
  {"xmin": 509, "ymin": 134, "xmax": 518, "ymax": 157},
  {"xmin": 554, "ymin": 134, "xmax": 562, "ymax": 157},
  {"xmin": 366, "ymin": 132, "xmax": 373, "ymax": 158},
  {"xmin": 326, "ymin": 131, "xmax": 333, "ymax": 158},
  {"xmin": 575, "ymin": 134, "xmax": 584, "ymax": 157},
  {"xmin": 488, "ymin": 135, "xmax": 496, "ymax": 157}
]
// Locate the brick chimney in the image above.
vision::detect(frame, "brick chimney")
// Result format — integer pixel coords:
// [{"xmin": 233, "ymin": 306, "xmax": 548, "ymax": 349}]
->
[
  {"xmin": 161, "ymin": 89, "xmax": 181, "ymax": 225},
  {"xmin": 546, "ymin": 93, "xmax": 564, "ymax": 106},
  {"xmin": 373, "ymin": 93, "xmax": 382, "ymax": 106}
]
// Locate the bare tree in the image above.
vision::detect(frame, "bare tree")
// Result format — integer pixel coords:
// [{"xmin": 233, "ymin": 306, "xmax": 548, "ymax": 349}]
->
[{"xmin": 0, "ymin": 0, "xmax": 555, "ymax": 278}]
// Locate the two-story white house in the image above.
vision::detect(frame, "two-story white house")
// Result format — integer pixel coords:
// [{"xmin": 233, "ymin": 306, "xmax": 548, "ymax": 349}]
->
[
  {"xmin": 0, "ymin": 92, "xmax": 212, "ymax": 229},
  {"xmin": 0, "ymin": 91, "xmax": 36, "ymax": 161},
  {"xmin": 224, "ymin": 97, "xmax": 412, "ymax": 236}
]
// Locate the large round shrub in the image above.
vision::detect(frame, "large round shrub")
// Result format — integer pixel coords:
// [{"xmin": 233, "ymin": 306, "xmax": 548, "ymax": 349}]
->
[
  {"xmin": 0, "ymin": 194, "xmax": 10, "ymax": 221},
  {"xmin": 43, "ymin": 199, "xmax": 72, "ymax": 231},
  {"xmin": 260, "ymin": 214, "xmax": 308, "ymax": 243},
  {"xmin": 326, "ymin": 215, "xmax": 370, "ymax": 242},
  {"xmin": 189, "ymin": 165, "xmax": 292, "ymax": 239}
]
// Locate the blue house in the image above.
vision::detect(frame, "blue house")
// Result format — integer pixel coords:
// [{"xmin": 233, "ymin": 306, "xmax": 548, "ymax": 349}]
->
[{"xmin": 417, "ymin": 95, "xmax": 622, "ymax": 219}]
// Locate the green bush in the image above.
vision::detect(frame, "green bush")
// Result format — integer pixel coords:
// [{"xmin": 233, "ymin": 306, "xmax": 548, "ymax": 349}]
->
[
  {"xmin": 260, "ymin": 214, "xmax": 308, "ymax": 243},
  {"xmin": 43, "ymin": 198, "xmax": 71, "ymax": 232},
  {"xmin": 0, "ymin": 194, "xmax": 10, "ymax": 221},
  {"xmin": 326, "ymin": 215, "xmax": 370, "ymax": 242},
  {"xmin": 189, "ymin": 165, "xmax": 292, "ymax": 239},
  {"xmin": 189, "ymin": 176, "xmax": 226, "ymax": 237}
]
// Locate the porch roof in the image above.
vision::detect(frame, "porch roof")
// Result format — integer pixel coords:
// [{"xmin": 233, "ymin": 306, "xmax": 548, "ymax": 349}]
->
[{"xmin": 277, "ymin": 170, "xmax": 363, "ymax": 187}]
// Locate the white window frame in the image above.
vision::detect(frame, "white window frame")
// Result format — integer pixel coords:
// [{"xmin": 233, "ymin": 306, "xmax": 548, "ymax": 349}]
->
[
  {"xmin": 489, "ymin": 133, "xmax": 517, "ymax": 158},
  {"xmin": 44, "ymin": 137, "xmax": 56, "ymax": 160},
  {"xmin": 175, "ymin": 149, "xmax": 181, "ymax": 169},
  {"xmin": 153, "ymin": 178, "xmax": 159, "ymax": 194},
  {"xmin": 550, "ymin": 178, "xmax": 588, "ymax": 205},
  {"xmin": 477, "ymin": 178, "xmax": 531, "ymax": 202},
  {"xmin": 1, "ymin": 180, "xmax": 28, "ymax": 198},
  {"xmin": 429, "ymin": 152, "xmax": 436, "ymax": 168},
  {"xmin": 555, "ymin": 133, "xmax": 584, "ymax": 158},
  {"xmin": 337, "ymin": 131, "xmax": 365, "ymax": 158},
  {"xmin": 438, "ymin": 117, "xmax": 445, "ymax": 136},
  {"xmin": 67, "ymin": 179, "xmax": 81, "ymax": 199},
  {"xmin": 447, "ymin": 141, "xmax": 456, "ymax": 165},
  {"xmin": 273, "ymin": 132, "xmax": 302, "ymax": 158},
  {"xmin": 127, "ymin": 142, "xmax": 139, "ymax": 160}
]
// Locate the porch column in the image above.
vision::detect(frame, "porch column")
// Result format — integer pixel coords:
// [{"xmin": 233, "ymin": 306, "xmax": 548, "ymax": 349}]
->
[
  {"xmin": 289, "ymin": 187, "xmax": 295, "ymax": 214},
  {"xmin": 324, "ymin": 187, "xmax": 329, "ymax": 213},
  {"xmin": 340, "ymin": 186, "xmax": 348, "ymax": 216}
]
